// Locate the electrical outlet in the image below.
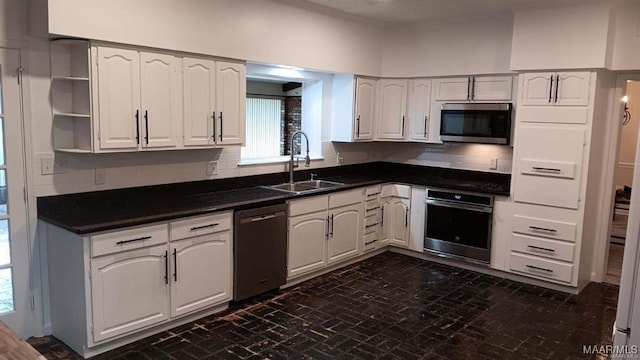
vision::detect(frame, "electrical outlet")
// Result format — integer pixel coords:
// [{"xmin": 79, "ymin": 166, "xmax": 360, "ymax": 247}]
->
[
  {"xmin": 207, "ymin": 161, "xmax": 219, "ymax": 176},
  {"xmin": 489, "ymin": 158, "xmax": 498, "ymax": 170},
  {"xmin": 41, "ymin": 155, "xmax": 66, "ymax": 175},
  {"xmin": 95, "ymin": 169, "xmax": 106, "ymax": 185},
  {"xmin": 336, "ymin": 152, "xmax": 344, "ymax": 164}
]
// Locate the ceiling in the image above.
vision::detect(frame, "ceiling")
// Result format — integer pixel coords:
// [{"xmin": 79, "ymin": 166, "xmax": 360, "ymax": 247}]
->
[{"xmin": 288, "ymin": 0, "xmax": 604, "ymax": 24}]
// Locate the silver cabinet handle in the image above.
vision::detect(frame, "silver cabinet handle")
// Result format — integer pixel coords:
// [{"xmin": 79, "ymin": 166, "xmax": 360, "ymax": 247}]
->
[
  {"xmin": 164, "ymin": 251, "xmax": 168, "ymax": 285},
  {"xmin": 471, "ymin": 76, "xmax": 476, "ymax": 100},
  {"xmin": 401, "ymin": 115, "xmax": 405, "ymax": 135},
  {"xmin": 532, "ymin": 167, "xmax": 561, "ymax": 173},
  {"xmin": 219, "ymin": 111, "xmax": 223, "ymax": 141},
  {"xmin": 212, "ymin": 111, "xmax": 216, "ymax": 140},
  {"xmin": 548, "ymin": 75, "xmax": 554, "ymax": 103},
  {"xmin": 173, "ymin": 248, "xmax": 178, "ymax": 282},
  {"xmin": 527, "ymin": 245, "xmax": 556, "ymax": 253},
  {"xmin": 326, "ymin": 216, "xmax": 329, "ymax": 240},
  {"xmin": 356, "ymin": 115, "xmax": 361, "ymax": 137},
  {"xmin": 424, "ymin": 115, "xmax": 428, "ymax": 138},
  {"xmin": 381, "ymin": 205, "xmax": 384, "ymax": 226},
  {"xmin": 365, "ymin": 239, "xmax": 378, "ymax": 246},
  {"xmin": 404, "ymin": 205, "xmax": 409, "ymax": 227},
  {"xmin": 554, "ymin": 74, "xmax": 560, "ymax": 103},
  {"xmin": 365, "ymin": 223, "xmax": 379, "ymax": 228},
  {"xmin": 366, "ymin": 206, "xmax": 380, "ymax": 212},
  {"xmin": 467, "ymin": 77, "xmax": 471, "ymax": 100},
  {"xmin": 528, "ymin": 226, "xmax": 557, "ymax": 233},
  {"xmin": 526, "ymin": 264, "xmax": 553, "ymax": 273},
  {"xmin": 190, "ymin": 223, "xmax": 219, "ymax": 231},
  {"xmin": 330, "ymin": 214, "xmax": 334, "ymax": 237},
  {"xmin": 116, "ymin": 236, "xmax": 151, "ymax": 245}
]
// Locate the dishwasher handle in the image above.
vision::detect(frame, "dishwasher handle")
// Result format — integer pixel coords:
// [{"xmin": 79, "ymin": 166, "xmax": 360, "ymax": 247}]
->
[
  {"xmin": 251, "ymin": 214, "xmax": 276, "ymax": 222},
  {"xmin": 237, "ymin": 208, "xmax": 287, "ymax": 224}
]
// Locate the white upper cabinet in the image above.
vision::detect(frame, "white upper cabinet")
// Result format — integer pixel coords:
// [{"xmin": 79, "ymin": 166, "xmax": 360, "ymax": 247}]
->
[
  {"xmin": 408, "ymin": 79, "xmax": 432, "ymax": 141},
  {"xmin": 183, "ymin": 58, "xmax": 217, "ymax": 147},
  {"xmin": 435, "ymin": 77, "xmax": 471, "ymax": 101},
  {"xmin": 555, "ymin": 72, "xmax": 591, "ymax": 106},
  {"xmin": 377, "ymin": 79, "xmax": 408, "ymax": 140},
  {"xmin": 354, "ymin": 78, "xmax": 377, "ymax": 140},
  {"xmin": 216, "ymin": 61, "xmax": 246, "ymax": 145},
  {"xmin": 521, "ymin": 71, "xmax": 590, "ymax": 106},
  {"xmin": 140, "ymin": 52, "xmax": 182, "ymax": 149},
  {"xmin": 472, "ymin": 76, "xmax": 513, "ymax": 101},
  {"xmin": 96, "ymin": 47, "xmax": 141, "ymax": 151},
  {"xmin": 435, "ymin": 76, "xmax": 513, "ymax": 102}
]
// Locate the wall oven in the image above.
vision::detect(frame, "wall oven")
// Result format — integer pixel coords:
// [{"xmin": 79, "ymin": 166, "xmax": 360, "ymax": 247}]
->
[
  {"xmin": 440, "ymin": 103, "xmax": 512, "ymax": 145},
  {"xmin": 424, "ymin": 189, "xmax": 494, "ymax": 263}
]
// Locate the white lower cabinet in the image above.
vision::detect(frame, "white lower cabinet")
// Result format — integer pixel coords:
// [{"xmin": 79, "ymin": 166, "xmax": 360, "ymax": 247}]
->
[
  {"xmin": 380, "ymin": 184, "xmax": 411, "ymax": 248},
  {"xmin": 91, "ymin": 244, "xmax": 170, "ymax": 342},
  {"xmin": 46, "ymin": 212, "xmax": 233, "ymax": 358},
  {"xmin": 288, "ymin": 210, "xmax": 329, "ymax": 278},
  {"xmin": 328, "ymin": 203, "xmax": 362, "ymax": 264},
  {"xmin": 170, "ymin": 232, "xmax": 231, "ymax": 318},
  {"xmin": 287, "ymin": 189, "xmax": 363, "ymax": 279}
]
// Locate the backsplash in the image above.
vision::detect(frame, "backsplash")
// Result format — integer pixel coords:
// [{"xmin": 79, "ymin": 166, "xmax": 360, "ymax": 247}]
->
[
  {"xmin": 32, "ymin": 141, "xmax": 376, "ymax": 196},
  {"xmin": 370, "ymin": 142, "xmax": 513, "ymax": 174}
]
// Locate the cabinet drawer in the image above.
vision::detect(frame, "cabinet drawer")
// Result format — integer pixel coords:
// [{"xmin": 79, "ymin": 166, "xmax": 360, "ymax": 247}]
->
[
  {"xmin": 364, "ymin": 231, "xmax": 378, "ymax": 250},
  {"xmin": 513, "ymin": 214, "xmax": 577, "ymax": 242},
  {"xmin": 511, "ymin": 234, "xmax": 575, "ymax": 262},
  {"xmin": 289, "ymin": 195, "xmax": 328, "ymax": 217},
  {"xmin": 329, "ymin": 189, "xmax": 363, "ymax": 209},
  {"xmin": 510, "ymin": 253, "xmax": 573, "ymax": 284},
  {"xmin": 518, "ymin": 106, "xmax": 589, "ymax": 124},
  {"xmin": 365, "ymin": 185, "xmax": 381, "ymax": 198},
  {"xmin": 91, "ymin": 223, "xmax": 168, "ymax": 257},
  {"xmin": 381, "ymin": 184, "xmax": 411, "ymax": 199},
  {"xmin": 170, "ymin": 212, "xmax": 232, "ymax": 241},
  {"xmin": 365, "ymin": 201, "xmax": 381, "ymax": 212},
  {"xmin": 364, "ymin": 216, "xmax": 380, "ymax": 231}
]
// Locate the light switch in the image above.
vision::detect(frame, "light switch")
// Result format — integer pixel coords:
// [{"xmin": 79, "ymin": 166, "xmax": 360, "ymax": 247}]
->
[
  {"xmin": 489, "ymin": 158, "xmax": 498, "ymax": 170},
  {"xmin": 41, "ymin": 155, "xmax": 66, "ymax": 175},
  {"xmin": 207, "ymin": 161, "xmax": 219, "ymax": 175},
  {"xmin": 95, "ymin": 169, "xmax": 106, "ymax": 185}
]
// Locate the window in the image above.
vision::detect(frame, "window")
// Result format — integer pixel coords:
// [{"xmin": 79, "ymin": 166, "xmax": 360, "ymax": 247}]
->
[
  {"xmin": 241, "ymin": 80, "xmax": 304, "ymax": 163},
  {"xmin": 241, "ymin": 97, "xmax": 283, "ymax": 160}
]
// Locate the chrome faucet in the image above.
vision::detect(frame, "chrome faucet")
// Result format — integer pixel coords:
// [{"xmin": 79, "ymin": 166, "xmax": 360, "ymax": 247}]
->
[{"xmin": 289, "ymin": 131, "xmax": 311, "ymax": 184}]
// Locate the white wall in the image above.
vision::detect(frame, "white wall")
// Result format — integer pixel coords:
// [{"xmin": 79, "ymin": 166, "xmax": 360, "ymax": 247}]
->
[
  {"xmin": 46, "ymin": 0, "xmax": 383, "ymax": 76},
  {"xmin": 610, "ymin": 1, "xmax": 640, "ymax": 70},
  {"xmin": 0, "ymin": 0, "xmax": 27, "ymax": 45},
  {"xmin": 380, "ymin": 15, "xmax": 514, "ymax": 77},
  {"xmin": 614, "ymin": 81, "xmax": 640, "ymax": 188},
  {"xmin": 510, "ymin": 2, "xmax": 612, "ymax": 71}
]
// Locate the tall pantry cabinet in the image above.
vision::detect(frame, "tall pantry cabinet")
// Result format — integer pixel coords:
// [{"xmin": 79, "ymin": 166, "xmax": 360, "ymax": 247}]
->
[{"xmin": 509, "ymin": 70, "xmax": 614, "ymax": 290}]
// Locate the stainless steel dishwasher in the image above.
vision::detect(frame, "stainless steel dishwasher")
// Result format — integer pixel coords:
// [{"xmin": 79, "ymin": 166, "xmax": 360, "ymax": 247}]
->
[{"xmin": 234, "ymin": 203, "xmax": 288, "ymax": 301}]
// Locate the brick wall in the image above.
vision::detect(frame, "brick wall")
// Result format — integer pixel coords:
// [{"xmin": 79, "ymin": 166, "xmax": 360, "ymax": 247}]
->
[{"xmin": 282, "ymin": 96, "xmax": 302, "ymax": 156}]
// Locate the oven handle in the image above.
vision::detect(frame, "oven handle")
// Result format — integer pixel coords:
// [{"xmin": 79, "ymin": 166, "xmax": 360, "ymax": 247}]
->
[{"xmin": 425, "ymin": 199, "xmax": 492, "ymax": 213}]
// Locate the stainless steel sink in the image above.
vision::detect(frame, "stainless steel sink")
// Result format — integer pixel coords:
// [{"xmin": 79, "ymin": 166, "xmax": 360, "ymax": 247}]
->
[{"xmin": 268, "ymin": 180, "xmax": 345, "ymax": 194}]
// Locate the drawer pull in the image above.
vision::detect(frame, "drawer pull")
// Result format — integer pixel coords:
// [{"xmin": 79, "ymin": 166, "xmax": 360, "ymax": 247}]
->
[
  {"xmin": 190, "ymin": 223, "xmax": 219, "ymax": 231},
  {"xmin": 531, "ymin": 167, "xmax": 562, "ymax": 173},
  {"xmin": 365, "ymin": 223, "xmax": 379, "ymax": 228},
  {"xmin": 115, "ymin": 236, "xmax": 152, "ymax": 245},
  {"xmin": 366, "ymin": 207, "xmax": 380, "ymax": 212},
  {"xmin": 365, "ymin": 239, "xmax": 378, "ymax": 246},
  {"xmin": 366, "ymin": 193, "xmax": 380, "ymax": 197},
  {"xmin": 528, "ymin": 226, "xmax": 557, "ymax": 234},
  {"xmin": 525, "ymin": 264, "xmax": 554, "ymax": 273},
  {"xmin": 527, "ymin": 245, "xmax": 555, "ymax": 253}
]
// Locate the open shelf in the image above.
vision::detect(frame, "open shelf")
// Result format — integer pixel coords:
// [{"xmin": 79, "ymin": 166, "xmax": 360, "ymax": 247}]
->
[{"xmin": 50, "ymin": 39, "xmax": 94, "ymax": 153}]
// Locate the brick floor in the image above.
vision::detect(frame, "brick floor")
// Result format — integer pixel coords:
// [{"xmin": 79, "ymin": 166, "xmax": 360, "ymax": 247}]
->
[{"xmin": 28, "ymin": 252, "xmax": 619, "ymax": 359}]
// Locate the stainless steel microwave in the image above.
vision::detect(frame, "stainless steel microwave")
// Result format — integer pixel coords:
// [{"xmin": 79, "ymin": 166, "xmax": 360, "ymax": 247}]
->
[{"xmin": 439, "ymin": 103, "xmax": 512, "ymax": 145}]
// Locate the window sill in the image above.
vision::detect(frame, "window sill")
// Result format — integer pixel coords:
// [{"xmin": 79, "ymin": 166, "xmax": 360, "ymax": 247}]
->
[{"xmin": 237, "ymin": 156, "xmax": 324, "ymax": 167}]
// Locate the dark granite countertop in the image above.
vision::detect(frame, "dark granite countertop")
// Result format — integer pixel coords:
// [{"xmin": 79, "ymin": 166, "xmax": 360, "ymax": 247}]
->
[{"xmin": 37, "ymin": 162, "xmax": 510, "ymax": 234}]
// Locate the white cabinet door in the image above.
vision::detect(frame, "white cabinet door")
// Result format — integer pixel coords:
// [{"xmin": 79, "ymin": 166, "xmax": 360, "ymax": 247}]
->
[
  {"xmin": 354, "ymin": 78, "xmax": 377, "ymax": 140},
  {"xmin": 408, "ymin": 79, "xmax": 431, "ymax": 141},
  {"xmin": 472, "ymin": 76, "xmax": 513, "ymax": 101},
  {"xmin": 520, "ymin": 72, "xmax": 555, "ymax": 106},
  {"xmin": 288, "ymin": 211, "xmax": 328, "ymax": 278},
  {"xmin": 390, "ymin": 198, "xmax": 410, "ymax": 247},
  {"xmin": 555, "ymin": 72, "xmax": 590, "ymax": 106},
  {"xmin": 379, "ymin": 199, "xmax": 391, "ymax": 245},
  {"xmin": 170, "ymin": 232, "xmax": 231, "ymax": 318},
  {"xmin": 91, "ymin": 244, "xmax": 170, "ymax": 342},
  {"xmin": 183, "ymin": 58, "xmax": 216, "ymax": 147},
  {"xmin": 96, "ymin": 47, "xmax": 141, "ymax": 150},
  {"xmin": 377, "ymin": 79, "xmax": 407, "ymax": 140},
  {"xmin": 328, "ymin": 203, "xmax": 362, "ymax": 264},
  {"xmin": 216, "ymin": 61, "xmax": 246, "ymax": 145},
  {"xmin": 513, "ymin": 125, "xmax": 585, "ymax": 209},
  {"xmin": 435, "ymin": 77, "xmax": 470, "ymax": 101},
  {"xmin": 140, "ymin": 52, "xmax": 182, "ymax": 149}
]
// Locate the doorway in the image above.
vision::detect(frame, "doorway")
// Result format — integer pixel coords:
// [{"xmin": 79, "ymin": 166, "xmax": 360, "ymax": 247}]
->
[
  {"xmin": 604, "ymin": 79, "xmax": 640, "ymax": 285},
  {"xmin": 0, "ymin": 48, "xmax": 33, "ymax": 337}
]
